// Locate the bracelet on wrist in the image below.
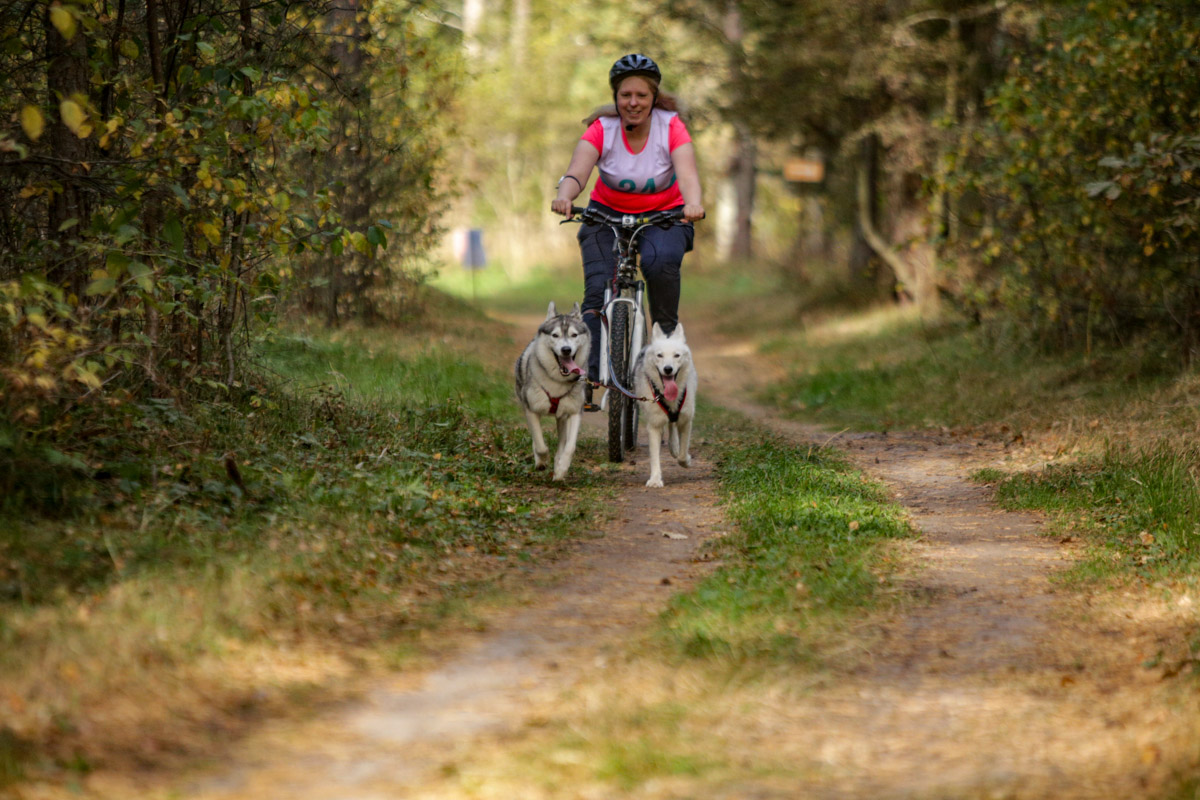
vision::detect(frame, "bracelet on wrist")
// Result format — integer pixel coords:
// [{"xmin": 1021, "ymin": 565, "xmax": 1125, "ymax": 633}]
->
[{"xmin": 557, "ymin": 174, "xmax": 582, "ymax": 191}]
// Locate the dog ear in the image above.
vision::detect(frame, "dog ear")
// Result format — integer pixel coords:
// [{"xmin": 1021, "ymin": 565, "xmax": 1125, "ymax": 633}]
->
[
  {"xmin": 671, "ymin": 323, "xmax": 686, "ymax": 343},
  {"xmin": 651, "ymin": 322, "xmax": 665, "ymax": 341},
  {"xmin": 570, "ymin": 302, "xmax": 581, "ymax": 318},
  {"xmin": 546, "ymin": 301, "xmax": 558, "ymax": 320}
]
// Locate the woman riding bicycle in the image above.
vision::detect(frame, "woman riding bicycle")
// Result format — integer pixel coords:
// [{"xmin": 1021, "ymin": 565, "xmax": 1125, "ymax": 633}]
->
[{"xmin": 550, "ymin": 54, "xmax": 705, "ymax": 408}]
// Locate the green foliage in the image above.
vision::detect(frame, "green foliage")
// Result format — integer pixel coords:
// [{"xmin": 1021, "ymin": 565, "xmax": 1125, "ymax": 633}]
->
[
  {"xmin": 986, "ymin": 443, "xmax": 1200, "ymax": 583},
  {"xmin": 950, "ymin": 1, "xmax": 1200, "ymax": 352},
  {"xmin": 0, "ymin": 325, "xmax": 578, "ymax": 598},
  {"xmin": 661, "ymin": 430, "xmax": 911, "ymax": 664},
  {"xmin": 0, "ymin": 1, "xmax": 458, "ymax": 508}
]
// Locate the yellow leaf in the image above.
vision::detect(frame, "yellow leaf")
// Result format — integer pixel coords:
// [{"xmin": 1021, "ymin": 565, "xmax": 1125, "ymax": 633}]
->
[
  {"xmin": 49, "ymin": 4, "xmax": 76, "ymax": 40},
  {"xmin": 350, "ymin": 231, "xmax": 371, "ymax": 255},
  {"xmin": 20, "ymin": 106, "xmax": 44, "ymax": 141},
  {"xmin": 59, "ymin": 98, "xmax": 92, "ymax": 139},
  {"xmin": 199, "ymin": 222, "xmax": 222, "ymax": 246},
  {"xmin": 1144, "ymin": 245, "xmax": 1156, "ymax": 256},
  {"xmin": 71, "ymin": 366, "xmax": 102, "ymax": 389}
]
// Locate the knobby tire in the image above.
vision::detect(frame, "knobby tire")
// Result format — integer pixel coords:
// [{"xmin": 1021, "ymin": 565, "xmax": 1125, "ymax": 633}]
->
[{"xmin": 607, "ymin": 302, "xmax": 629, "ymax": 463}]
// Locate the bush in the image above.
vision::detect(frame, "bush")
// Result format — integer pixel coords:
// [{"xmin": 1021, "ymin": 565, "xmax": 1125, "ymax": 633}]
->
[{"xmin": 951, "ymin": 1, "xmax": 1200, "ymax": 354}]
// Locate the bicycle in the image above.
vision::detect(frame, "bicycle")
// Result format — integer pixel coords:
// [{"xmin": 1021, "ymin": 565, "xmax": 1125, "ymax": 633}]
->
[{"xmin": 562, "ymin": 205, "xmax": 694, "ymax": 463}]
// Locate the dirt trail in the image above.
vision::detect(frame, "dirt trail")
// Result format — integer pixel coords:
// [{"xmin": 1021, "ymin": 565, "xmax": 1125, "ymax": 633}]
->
[
  {"xmin": 70, "ymin": 319, "xmax": 1200, "ymax": 799},
  {"xmin": 702, "ymin": 333, "xmax": 1199, "ymax": 799}
]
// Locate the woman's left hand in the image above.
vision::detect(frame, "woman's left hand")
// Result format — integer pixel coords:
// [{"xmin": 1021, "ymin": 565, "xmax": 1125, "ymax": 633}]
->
[{"xmin": 682, "ymin": 203, "xmax": 705, "ymax": 222}]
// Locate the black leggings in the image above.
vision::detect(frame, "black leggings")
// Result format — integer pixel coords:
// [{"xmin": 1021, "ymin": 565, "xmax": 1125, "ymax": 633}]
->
[{"xmin": 577, "ymin": 204, "xmax": 694, "ymax": 381}]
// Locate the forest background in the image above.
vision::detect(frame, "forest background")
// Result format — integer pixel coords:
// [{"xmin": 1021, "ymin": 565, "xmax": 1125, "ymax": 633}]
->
[
  {"xmin": 3, "ymin": 0, "xmax": 1197, "ymax": 472},
  {"xmin": 0, "ymin": 0, "xmax": 1198, "ymax": 788}
]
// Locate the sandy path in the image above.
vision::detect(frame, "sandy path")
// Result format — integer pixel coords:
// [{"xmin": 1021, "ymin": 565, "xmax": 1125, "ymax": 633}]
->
[{"xmin": 71, "ymin": 319, "xmax": 1200, "ymax": 800}]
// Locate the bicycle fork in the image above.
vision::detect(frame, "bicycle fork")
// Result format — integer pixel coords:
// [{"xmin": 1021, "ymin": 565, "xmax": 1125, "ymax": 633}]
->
[{"xmin": 597, "ymin": 281, "xmax": 646, "ymax": 409}]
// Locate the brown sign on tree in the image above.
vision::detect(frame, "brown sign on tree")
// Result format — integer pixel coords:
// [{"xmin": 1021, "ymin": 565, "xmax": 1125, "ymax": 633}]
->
[{"xmin": 783, "ymin": 158, "xmax": 825, "ymax": 184}]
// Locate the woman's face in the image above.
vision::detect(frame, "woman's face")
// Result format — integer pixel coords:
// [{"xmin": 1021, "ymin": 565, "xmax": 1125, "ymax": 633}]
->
[{"xmin": 616, "ymin": 76, "xmax": 654, "ymax": 128}]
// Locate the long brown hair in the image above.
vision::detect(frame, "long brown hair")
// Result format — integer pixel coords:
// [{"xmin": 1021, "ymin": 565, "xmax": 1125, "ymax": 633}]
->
[{"xmin": 582, "ymin": 77, "xmax": 688, "ymax": 126}]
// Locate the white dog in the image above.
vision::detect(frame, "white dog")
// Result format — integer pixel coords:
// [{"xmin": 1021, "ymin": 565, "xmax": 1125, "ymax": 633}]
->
[
  {"xmin": 514, "ymin": 301, "xmax": 591, "ymax": 481},
  {"xmin": 633, "ymin": 323, "xmax": 697, "ymax": 488}
]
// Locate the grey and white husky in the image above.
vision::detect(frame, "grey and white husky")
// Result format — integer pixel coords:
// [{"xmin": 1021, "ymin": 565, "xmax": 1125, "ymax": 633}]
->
[
  {"xmin": 633, "ymin": 323, "xmax": 698, "ymax": 488},
  {"xmin": 514, "ymin": 301, "xmax": 591, "ymax": 481}
]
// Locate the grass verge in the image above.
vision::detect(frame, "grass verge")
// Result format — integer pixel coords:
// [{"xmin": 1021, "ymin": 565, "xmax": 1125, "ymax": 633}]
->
[
  {"xmin": 977, "ymin": 442, "xmax": 1200, "ymax": 587},
  {"xmin": 660, "ymin": 407, "xmax": 913, "ymax": 666},
  {"xmin": 759, "ymin": 309, "xmax": 1182, "ymax": 434},
  {"xmin": 0, "ymin": 294, "xmax": 609, "ymax": 789}
]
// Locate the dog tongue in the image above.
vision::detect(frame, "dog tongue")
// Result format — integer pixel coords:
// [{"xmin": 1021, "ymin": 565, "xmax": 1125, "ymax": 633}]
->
[
  {"xmin": 561, "ymin": 358, "xmax": 582, "ymax": 376},
  {"xmin": 662, "ymin": 377, "xmax": 679, "ymax": 403}
]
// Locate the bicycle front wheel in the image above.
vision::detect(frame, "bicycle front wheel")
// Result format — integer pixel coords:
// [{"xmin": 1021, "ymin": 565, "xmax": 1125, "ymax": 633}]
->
[
  {"xmin": 607, "ymin": 302, "xmax": 629, "ymax": 463},
  {"xmin": 624, "ymin": 355, "xmax": 639, "ymax": 453}
]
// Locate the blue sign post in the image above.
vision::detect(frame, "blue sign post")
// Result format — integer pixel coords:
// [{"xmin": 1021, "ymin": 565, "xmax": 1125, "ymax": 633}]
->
[{"xmin": 462, "ymin": 228, "xmax": 486, "ymax": 302}]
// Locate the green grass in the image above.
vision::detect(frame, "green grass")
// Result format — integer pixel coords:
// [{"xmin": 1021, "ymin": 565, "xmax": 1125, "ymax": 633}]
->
[
  {"xmin": 260, "ymin": 328, "xmax": 518, "ymax": 416},
  {"xmin": 0, "ymin": 312, "xmax": 609, "ymax": 784},
  {"xmin": 760, "ymin": 312, "xmax": 1179, "ymax": 432},
  {"xmin": 435, "ymin": 263, "xmax": 586, "ymax": 316},
  {"xmin": 979, "ymin": 443, "xmax": 1200, "ymax": 585},
  {"xmin": 661, "ymin": 410, "xmax": 913, "ymax": 665}
]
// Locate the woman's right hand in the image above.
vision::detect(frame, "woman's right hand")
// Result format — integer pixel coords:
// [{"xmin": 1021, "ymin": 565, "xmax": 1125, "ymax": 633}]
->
[{"xmin": 551, "ymin": 198, "xmax": 574, "ymax": 218}]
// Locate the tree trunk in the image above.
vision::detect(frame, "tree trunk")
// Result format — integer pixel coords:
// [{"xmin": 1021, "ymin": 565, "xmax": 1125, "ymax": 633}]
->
[
  {"xmin": 790, "ymin": 146, "xmax": 829, "ymax": 280},
  {"xmin": 511, "ymin": 0, "xmax": 529, "ymax": 69},
  {"xmin": 462, "ymin": 0, "xmax": 484, "ymax": 58},
  {"xmin": 44, "ymin": 5, "xmax": 92, "ymax": 297},
  {"xmin": 143, "ymin": 0, "xmax": 169, "ymax": 384},
  {"xmin": 327, "ymin": 0, "xmax": 373, "ymax": 323},
  {"xmin": 849, "ymin": 133, "xmax": 879, "ymax": 288},
  {"xmin": 723, "ymin": 1, "xmax": 755, "ymax": 260}
]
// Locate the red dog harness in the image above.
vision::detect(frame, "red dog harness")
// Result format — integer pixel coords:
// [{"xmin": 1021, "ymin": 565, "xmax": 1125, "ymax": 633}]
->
[
  {"xmin": 544, "ymin": 388, "xmax": 570, "ymax": 414},
  {"xmin": 652, "ymin": 385, "xmax": 688, "ymax": 423}
]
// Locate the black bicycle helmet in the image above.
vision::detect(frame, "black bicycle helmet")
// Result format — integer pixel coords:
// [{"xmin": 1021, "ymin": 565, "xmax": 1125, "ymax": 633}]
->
[{"xmin": 609, "ymin": 54, "xmax": 662, "ymax": 90}]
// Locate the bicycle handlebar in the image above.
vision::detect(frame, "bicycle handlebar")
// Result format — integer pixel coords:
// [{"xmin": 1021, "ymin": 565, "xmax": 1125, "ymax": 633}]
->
[{"xmin": 563, "ymin": 206, "xmax": 703, "ymax": 227}]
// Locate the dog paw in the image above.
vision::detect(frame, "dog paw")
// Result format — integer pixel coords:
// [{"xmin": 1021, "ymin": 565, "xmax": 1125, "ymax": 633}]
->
[
  {"xmin": 645, "ymin": 475, "xmax": 664, "ymax": 488},
  {"xmin": 678, "ymin": 454, "xmax": 691, "ymax": 468}
]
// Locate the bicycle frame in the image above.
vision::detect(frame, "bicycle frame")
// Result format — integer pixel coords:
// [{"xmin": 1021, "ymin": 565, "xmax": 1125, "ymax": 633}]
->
[
  {"xmin": 597, "ymin": 233, "xmax": 646, "ymax": 398},
  {"xmin": 562, "ymin": 205, "xmax": 689, "ymax": 461},
  {"xmin": 568, "ymin": 207, "xmax": 683, "ymax": 396}
]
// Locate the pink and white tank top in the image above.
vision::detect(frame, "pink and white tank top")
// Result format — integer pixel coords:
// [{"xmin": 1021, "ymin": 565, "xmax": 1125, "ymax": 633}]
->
[{"xmin": 581, "ymin": 109, "xmax": 691, "ymax": 213}]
